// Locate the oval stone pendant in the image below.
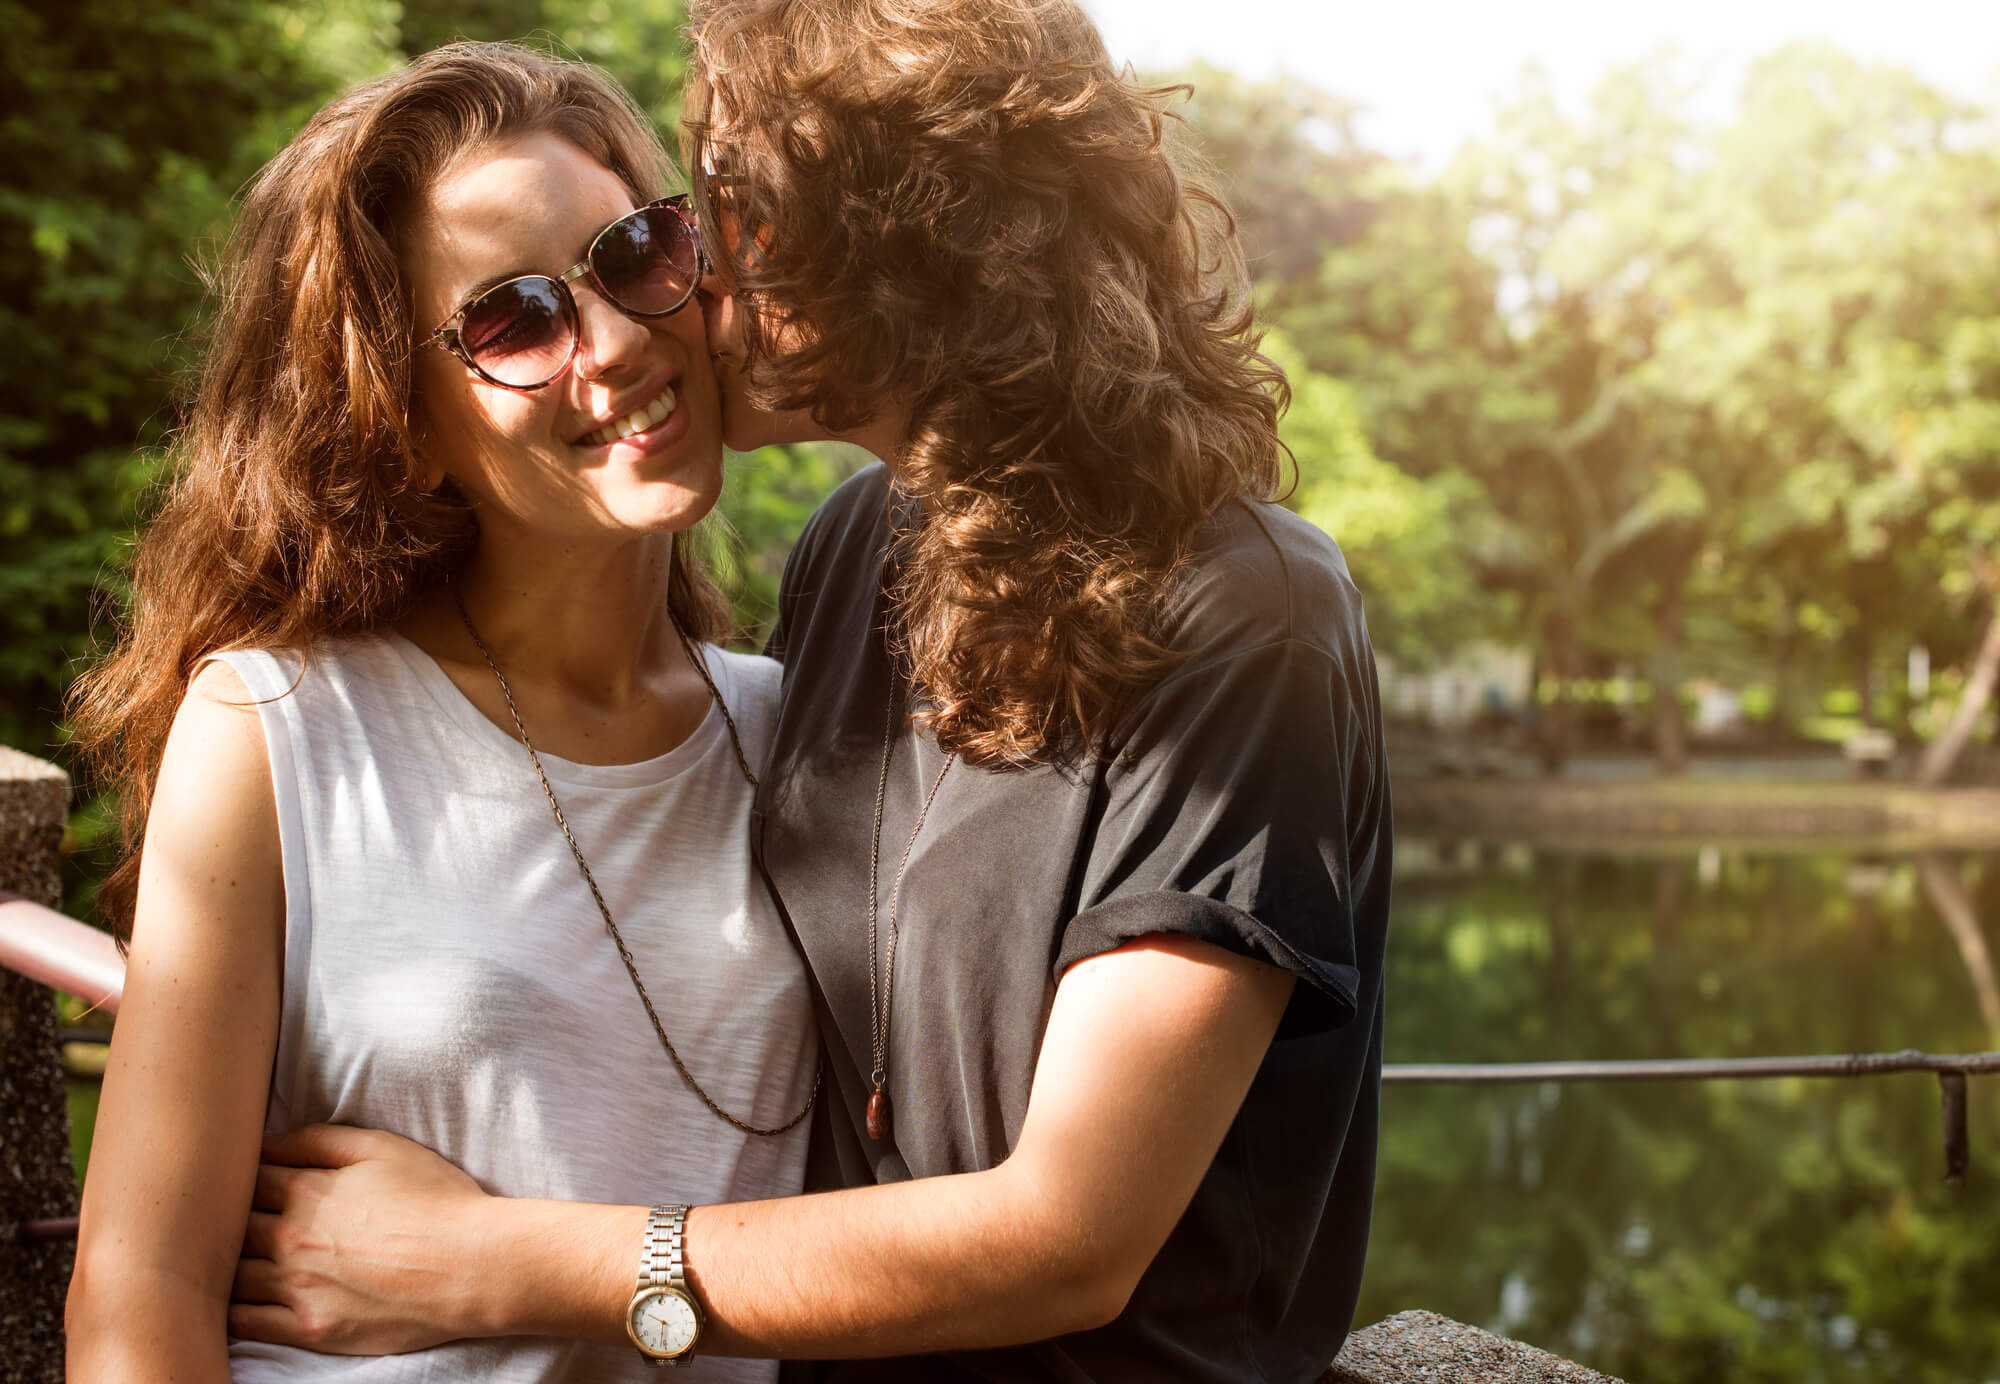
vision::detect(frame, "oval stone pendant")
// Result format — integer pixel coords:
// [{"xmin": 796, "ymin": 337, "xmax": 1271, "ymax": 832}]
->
[{"xmin": 866, "ymin": 1088, "xmax": 890, "ymax": 1142}]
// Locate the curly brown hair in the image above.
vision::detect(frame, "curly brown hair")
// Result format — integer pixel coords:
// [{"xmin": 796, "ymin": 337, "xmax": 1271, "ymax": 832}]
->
[
  {"xmin": 69, "ymin": 42, "xmax": 730, "ymax": 936},
  {"xmin": 686, "ymin": 0, "xmax": 1290, "ymax": 766}
]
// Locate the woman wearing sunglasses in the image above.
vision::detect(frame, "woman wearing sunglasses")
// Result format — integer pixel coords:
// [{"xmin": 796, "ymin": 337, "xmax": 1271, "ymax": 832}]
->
[
  {"xmin": 64, "ymin": 43, "xmax": 818, "ymax": 1382},
  {"xmin": 226, "ymin": 1, "xmax": 1393, "ymax": 1380}
]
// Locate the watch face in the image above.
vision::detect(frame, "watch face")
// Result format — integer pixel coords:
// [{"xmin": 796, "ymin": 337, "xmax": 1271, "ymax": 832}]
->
[{"xmin": 630, "ymin": 1287, "xmax": 700, "ymax": 1358}]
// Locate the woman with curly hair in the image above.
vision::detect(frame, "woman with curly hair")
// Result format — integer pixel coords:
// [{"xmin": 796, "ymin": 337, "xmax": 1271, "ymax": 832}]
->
[
  {"xmin": 233, "ymin": 2, "xmax": 1393, "ymax": 1379},
  {"xmin": 64, "ymin": 42, "xmax": 819, "ymax": 1382}
]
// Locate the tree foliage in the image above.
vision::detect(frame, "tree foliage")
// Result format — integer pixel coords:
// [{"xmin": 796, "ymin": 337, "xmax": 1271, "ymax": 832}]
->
[
  {"xmin": 1262, "ymin": 332, "xmax": 1488, "ymax": 665},
  {"xmin": 0, "ymin": 0, "xmax": 334, "ymax": 750},
  {"xmin": 1181, "ymin": 48, "xmax": 2000, "ymax": 776}
]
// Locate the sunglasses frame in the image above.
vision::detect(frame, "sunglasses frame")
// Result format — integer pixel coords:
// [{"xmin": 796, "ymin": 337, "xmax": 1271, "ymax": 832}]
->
[{"xmin": 423, "ymin": 194, "xmax": 706, "ymax": 392}]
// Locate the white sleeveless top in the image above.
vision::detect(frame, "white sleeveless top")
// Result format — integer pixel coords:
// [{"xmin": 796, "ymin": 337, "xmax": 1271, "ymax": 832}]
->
[{"xmin": 217, "ymin": 634, "xmax": 817, "ymax": 1383}]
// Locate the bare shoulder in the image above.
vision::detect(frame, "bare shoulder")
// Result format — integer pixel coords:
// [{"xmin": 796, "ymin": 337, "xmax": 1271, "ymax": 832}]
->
[
  {"xmin": 162, "ymin": 660, "xmax": 274, "ymax": 798},
  {"xmin": 141, "ymin": 657, "xmax": 283, "ymax": 922}
]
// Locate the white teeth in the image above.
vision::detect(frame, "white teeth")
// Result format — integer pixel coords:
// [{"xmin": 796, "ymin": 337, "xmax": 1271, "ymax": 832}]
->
[{"xmin": 585, "ymin": 384, "xmax": 677, "ymax": 446}]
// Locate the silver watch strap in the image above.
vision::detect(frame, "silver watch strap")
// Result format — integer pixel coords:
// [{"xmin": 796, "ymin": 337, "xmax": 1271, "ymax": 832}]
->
[{"xmin": 639, "ymin": 1203, "xmax": 690, "ymax": 1288}]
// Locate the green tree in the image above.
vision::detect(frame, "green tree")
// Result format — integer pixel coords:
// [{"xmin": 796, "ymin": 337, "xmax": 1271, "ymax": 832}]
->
[
  {"xmin": 0, "ymin": 0, "xmax": 359, "ymax": 757},
  {"xmin": 1643, "ymin": 46, "xmax": 1999, "ymax": 772},
  {"xmin": 1263, "ymin": 332, "xmax": 1489, "ymax": 666},
  {"xmin": 1824, "ymin": 167, "xmax": 2000, "ymax": 782},
  {"xmin": 1317, "ymin": 66, "xmax": 1725, "ymax": 771},
  {"xmin": 1250, "ymin": 48, "xmax": 2000, "ymax": 775},
  {"xmin": 709, "ymin": 442, "xmax": 872, "ymax": 643},
  {"xmin": 397, "ymin": 0, "xmax": 692, "ymax": 132}
]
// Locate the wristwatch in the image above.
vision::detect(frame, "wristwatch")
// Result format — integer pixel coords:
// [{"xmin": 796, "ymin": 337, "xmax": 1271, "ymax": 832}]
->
[{"xmin": 626, "ymin": 1203, "xmax": 702, "ymax": 1368}]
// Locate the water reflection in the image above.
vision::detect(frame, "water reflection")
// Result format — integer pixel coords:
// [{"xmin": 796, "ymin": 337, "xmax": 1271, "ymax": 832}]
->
[{"xmin": 1365, "ymin": 847, "xmax": 2000, "ymax": 1383}]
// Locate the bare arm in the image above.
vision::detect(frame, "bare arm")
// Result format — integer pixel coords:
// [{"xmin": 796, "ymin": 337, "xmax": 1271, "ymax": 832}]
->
[
  {"xmin": 232, "ymin": 932, "xmax": 1292, "ymax": 1357},
  {"xmin": 68, "ymin": 662, "xmax": 285, "ymax": 1382},
  {"xmin": 685, "ymin": 934, "xmax": 1294, "ymax": 1354}
]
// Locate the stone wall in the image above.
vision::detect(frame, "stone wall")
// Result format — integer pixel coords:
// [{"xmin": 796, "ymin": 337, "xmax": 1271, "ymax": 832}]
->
[
  {"xmin": 0, "ymin": 747, "xmax": 74, "ymax": 1384},
  {"xmin": 1330, "ymin": 1311, "xmax": 1627, "ymax": 1383}
]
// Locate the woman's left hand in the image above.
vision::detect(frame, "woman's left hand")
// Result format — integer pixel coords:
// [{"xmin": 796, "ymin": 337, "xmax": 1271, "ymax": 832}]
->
[{"xmin": 229, "ymin": 1124, "xmax": 493, "ymax": 1354}]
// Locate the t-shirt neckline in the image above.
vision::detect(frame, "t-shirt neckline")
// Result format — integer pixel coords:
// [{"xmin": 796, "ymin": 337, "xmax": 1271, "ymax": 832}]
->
[{"xmin": 378, "ymin": 629, "xmax": 730, "ymax": 792}]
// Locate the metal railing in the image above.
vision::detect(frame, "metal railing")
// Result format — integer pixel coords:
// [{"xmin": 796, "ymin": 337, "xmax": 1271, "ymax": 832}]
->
[
  {"xmin": 0, "ymin": 889, "xmax": 122, "ymax": 1015},
  {"xmin": 1383, "ymin": 1052, "xmax": 1995, "ymax": 1184}
]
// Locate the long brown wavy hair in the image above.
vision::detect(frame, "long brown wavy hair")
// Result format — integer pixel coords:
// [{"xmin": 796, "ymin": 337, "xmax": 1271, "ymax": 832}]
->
[
  {"xmin": 686, "ymin": 0, "xmax": 1291, "ymax": 766},
  {"xmin": 70, "ymin": 42, "xmax": 730, "ymax": 936}
]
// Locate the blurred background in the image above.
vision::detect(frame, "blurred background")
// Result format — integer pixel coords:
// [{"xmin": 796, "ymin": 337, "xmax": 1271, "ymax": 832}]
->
[{"xmin": 4, "ymin": 1, "xmax": 1998, "ymax": 1378}]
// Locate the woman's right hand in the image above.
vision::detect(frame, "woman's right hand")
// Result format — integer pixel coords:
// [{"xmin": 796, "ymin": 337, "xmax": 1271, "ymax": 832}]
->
[{"xmin": 229, "ymin": 1124, "xmax": 496, "ymax": 1354}]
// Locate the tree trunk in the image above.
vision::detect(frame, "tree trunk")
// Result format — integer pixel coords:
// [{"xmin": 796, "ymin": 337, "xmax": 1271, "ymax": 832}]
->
[
  {"xmin": 1653, "ymin": 569, "xmax": 1688, "ymax": 776},
  {"xmin": 1916, "ymin": 607, "xmax": 2000, "ymax": 787}
]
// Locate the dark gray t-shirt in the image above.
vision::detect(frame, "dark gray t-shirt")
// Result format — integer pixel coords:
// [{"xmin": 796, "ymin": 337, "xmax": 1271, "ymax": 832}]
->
[{"xmin": 758, "ymin": 465, "xmax": 1391, "ymax": 1383}]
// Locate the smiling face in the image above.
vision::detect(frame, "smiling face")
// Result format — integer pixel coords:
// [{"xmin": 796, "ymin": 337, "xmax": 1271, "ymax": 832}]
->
[{"xmin": 405, "ymin": 130, "xmax": 724, "ymax": 551}]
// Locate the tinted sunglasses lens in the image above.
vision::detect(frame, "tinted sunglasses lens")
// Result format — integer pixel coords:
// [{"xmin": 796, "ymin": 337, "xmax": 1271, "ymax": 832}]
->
[
  {"xmin": 591, "ymin": 204, "xmax": 699, "ymax": 316},
  {"xmin": 459, "ymin": 277, "xmax": 574, "ymax": 386}
]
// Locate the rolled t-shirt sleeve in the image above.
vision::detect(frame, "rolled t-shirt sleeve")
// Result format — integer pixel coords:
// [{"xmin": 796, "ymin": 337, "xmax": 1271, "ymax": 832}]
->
[{"xmin": 1056, "ymin": 636, "xmax": 1380, "ymax": 1037}]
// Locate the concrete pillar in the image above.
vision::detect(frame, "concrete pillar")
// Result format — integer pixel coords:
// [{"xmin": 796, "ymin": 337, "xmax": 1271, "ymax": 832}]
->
[{"xmin": 0, "ymin": 746, "xmax": 75, "ymax": 1382}]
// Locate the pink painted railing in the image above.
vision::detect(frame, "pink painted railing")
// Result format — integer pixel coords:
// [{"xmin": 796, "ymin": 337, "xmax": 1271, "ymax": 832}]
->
[{"xmin": 0, "ymin": 889, "xmax": 123, "ymax": 1015}]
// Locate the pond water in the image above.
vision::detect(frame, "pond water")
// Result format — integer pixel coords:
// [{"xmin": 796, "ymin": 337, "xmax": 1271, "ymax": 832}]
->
[{"xmin": 1362, "ymin": 845, "xmax": 2000, "ymax": 1383}]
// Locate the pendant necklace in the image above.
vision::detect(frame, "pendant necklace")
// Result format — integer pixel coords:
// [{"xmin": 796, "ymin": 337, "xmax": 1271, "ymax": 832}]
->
[
  {"xmin": 864, "ymin": 679, "xmax": 956, "ymax": 1142},
  {"xmin": 455, "ymin": 586, "xmax": 819, "ymax": 1138}
]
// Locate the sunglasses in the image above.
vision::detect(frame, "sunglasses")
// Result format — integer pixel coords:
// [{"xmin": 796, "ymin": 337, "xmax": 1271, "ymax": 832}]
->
[{"xmin": 423, "ymin": 195, "xmax": 705, "ymax": 391}]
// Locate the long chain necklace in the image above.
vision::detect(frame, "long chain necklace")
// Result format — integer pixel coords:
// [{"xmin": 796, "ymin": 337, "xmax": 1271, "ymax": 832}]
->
[
  {"xmin": 455, "ymin": 588, "xmax": 819, "ymax": 1138},
  {"xmin": 863, "ymin": 680, "xmax": 955, "ymax": 1142}
]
